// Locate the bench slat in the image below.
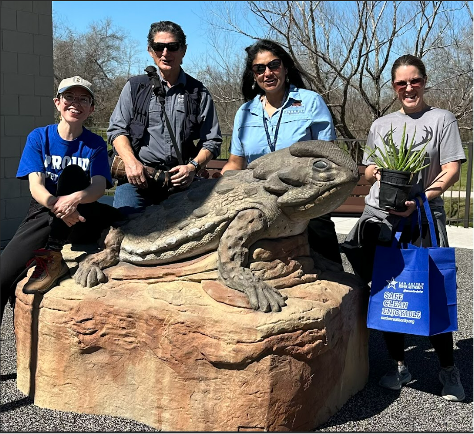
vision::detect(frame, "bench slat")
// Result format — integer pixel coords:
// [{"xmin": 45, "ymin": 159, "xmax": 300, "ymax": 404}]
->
[{"xmin": 351, "ymin": 185, "xmax": 372, "ymax": 195}]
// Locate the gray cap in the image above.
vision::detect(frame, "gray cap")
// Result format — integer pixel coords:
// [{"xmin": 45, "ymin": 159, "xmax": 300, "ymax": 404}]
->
[{"xmin": 57, "ymin": 76, "xmax": 94, "ymax": 99}]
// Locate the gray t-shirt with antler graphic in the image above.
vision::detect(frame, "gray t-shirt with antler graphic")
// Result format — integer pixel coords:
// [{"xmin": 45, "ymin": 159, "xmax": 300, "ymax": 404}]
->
[{"xmin": 363, "ymin": 106, "xmax": 466, "ymax": 209}]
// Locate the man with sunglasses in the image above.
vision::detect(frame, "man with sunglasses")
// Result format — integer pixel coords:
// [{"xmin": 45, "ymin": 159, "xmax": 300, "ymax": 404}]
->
[
  {"xmin": 107, "ymin": 21, "xmax": 222, "ymax": 214},
  {"xmin": 0, "ymin": 76, "xmax": 123, "ymax": 324}
]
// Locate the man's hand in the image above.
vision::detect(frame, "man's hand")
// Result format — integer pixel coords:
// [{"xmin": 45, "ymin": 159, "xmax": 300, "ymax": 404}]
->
[
  {"xmin": 125, "ymin": 159, "xmax": 149, "ymax": 189},
  {"xmin": 169, "ymin": 164, "xmax": 196, "ymax": 188},
  {"xmin": 112, "ymin": 136, "xmax": 149, "ymax": 189}
]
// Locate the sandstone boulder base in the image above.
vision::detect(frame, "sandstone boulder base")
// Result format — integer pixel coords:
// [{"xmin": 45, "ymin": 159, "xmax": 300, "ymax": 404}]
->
[{"xmin": 15, "ymin": 249, "xmax": 369, "ymax": 432}]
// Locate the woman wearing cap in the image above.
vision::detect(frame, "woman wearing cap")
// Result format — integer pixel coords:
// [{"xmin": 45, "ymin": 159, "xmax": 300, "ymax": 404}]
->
[
  {"xmin": 221, "ymin": 39, "xmax": 342, "ymax": 265},
  {"xmin": 0, "ymin": 76, "xmax": 123, "ymax": 324}
]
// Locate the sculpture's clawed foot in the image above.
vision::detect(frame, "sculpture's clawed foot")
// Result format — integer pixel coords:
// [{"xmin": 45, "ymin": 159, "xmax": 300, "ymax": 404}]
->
[
  {"xmin": 74, "ymin": 264, "xmax": 107, "ymax": 288},
  {"xmin": 245, "ymin": 282, "xmax": 287, "ymax": 313}
]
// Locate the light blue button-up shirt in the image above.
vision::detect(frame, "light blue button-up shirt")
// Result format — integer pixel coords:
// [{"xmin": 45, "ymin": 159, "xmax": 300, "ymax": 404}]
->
[{"xmin": 230, "ymin": 85, "xmax": 336, "ymax": 164}]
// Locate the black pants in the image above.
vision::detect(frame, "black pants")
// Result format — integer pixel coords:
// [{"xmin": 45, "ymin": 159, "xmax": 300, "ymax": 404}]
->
[
  {"xmin": 307, "ymin": 213, "xmax": 342, "ymax": 265},
  {"xmin": 0, "ymin": 165, "xmax": 123, "ymax": 323},
  {"xmin": 354, "ymin": 218, "xmax": 454, "ymax": 368},
  {"xmin": 383, "ymin": 330, "xmax": 454, "ymax": 367}
]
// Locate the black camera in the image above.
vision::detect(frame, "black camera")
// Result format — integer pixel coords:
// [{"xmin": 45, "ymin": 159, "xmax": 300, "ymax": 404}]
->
[{"xmin": 144, "ymin": 164, "xmax": 171, "ymax": 191}]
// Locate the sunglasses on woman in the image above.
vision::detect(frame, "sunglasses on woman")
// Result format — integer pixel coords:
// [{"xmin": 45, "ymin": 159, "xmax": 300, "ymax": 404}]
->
[
  {"xmin": 150, "ymin": 42, "xmax": 181, "ymax": 52},
  {"xmin": 251, "ymin": 59, "xmax": 282, "ymax": 75},
  {"xmin": 393, "ymin": 77, "xmax": 425, "ymax": 91}
]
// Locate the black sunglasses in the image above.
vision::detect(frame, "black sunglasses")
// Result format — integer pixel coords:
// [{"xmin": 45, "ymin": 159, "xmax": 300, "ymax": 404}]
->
[
  {"xmin": 150, "ymin": 41, "xmax": 181, "ymax": 52},
  {"xmin": 251, "ymin": 59, "xmax": 282, "ymax": 75},
  {"xmin": 393, "ymin": 77, "xmax": 425, "ymax": 91}
]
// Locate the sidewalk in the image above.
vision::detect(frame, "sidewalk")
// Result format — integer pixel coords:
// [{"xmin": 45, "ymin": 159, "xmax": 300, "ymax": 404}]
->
[{"xmin": 333, "ymin": 217, "xmax": 473, "ymax": 249}]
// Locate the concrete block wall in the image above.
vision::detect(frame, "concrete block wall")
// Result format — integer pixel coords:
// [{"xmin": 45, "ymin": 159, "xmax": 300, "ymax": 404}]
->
[{"xmin": 1, "ymin": 1, "xmax": 54, "ymax": 248}]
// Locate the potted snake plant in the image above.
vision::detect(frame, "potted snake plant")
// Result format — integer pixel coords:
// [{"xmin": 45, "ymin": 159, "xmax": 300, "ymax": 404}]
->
[{"xmin": 364, "ymin": 123, "xmax": 430, "ymax": 211}]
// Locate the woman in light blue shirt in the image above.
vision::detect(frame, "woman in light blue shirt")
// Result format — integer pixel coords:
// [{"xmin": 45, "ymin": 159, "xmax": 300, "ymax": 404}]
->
[
  {"xmin": 230, "ymin": 85, "xmax": 335, "ymax": 164},
  {"xmin": 222, "ymin": 39, "xmax": 341, "ymax": 264}
]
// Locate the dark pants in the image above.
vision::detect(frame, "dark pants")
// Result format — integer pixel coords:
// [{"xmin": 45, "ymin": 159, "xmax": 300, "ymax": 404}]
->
[
  {"xmin": 307, "ymin": 213, "xmax": 342, "ymax": 265},
  {"xmin": 351, "ymin": 216, "xmax": 454, "ymax": 368},
  {"xmin": 0, "ymin": 165, "xmax": 123, "ymax": 323},
  {"xmin": 383, "ymin": 330, "xmax": 454, "ymax": 367}
]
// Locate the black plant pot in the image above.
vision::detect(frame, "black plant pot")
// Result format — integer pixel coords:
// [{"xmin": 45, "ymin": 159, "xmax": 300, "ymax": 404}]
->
[{"xmin": 379, "ymin": 169, "xmax": 412, "ymax": 211}]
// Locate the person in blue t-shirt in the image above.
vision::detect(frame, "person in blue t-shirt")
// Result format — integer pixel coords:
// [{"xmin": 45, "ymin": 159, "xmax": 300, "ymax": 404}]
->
[
  {"xmin": 0, "ymin": 76, "xmax": 123, "ymax": 323},
  {"xmin": 221, "ymin": 39, "xmax": 342, "ymax": 265}
]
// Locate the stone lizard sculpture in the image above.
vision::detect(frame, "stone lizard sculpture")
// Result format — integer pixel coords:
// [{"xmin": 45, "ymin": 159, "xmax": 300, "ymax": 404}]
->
[{"xmin": 74, "ymin": 140, "xmax": 358, "ymax": 312}]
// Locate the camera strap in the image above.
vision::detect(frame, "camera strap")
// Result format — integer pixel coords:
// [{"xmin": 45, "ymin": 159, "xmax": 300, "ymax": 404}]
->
[
  {"xmin": 162, "ymin": 102, "xmax": 184, "ymax": 165},
  {"xmin": 145, "ymin": 66, "xmax": 184, "ymax": 166}
]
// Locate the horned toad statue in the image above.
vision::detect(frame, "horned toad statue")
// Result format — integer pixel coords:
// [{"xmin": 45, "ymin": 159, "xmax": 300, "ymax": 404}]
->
[{"xmin": 74, "ymin": 141, "xmax": 358, "ymax": 312}]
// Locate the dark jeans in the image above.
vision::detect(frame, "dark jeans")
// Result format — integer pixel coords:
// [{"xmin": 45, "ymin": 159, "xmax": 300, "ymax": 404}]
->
[
  {"xmin": 307, "ymin": 213, "xmax": 342, "ymax": 265},
  {"xmin": 0, "ymin": 165, "xmax": 123, "ymax": 323}
]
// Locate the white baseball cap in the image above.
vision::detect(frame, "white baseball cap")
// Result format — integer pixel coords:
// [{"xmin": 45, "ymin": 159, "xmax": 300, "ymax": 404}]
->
[{"xmin": 57, "ymin": 76, "xmax": 94, "ymax": 99}]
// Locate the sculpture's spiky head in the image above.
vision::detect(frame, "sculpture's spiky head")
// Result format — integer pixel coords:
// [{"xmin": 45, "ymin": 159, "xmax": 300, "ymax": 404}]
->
[{"xmin": 248, "ymin": 141, "xmax": 359, "ymax": 221}]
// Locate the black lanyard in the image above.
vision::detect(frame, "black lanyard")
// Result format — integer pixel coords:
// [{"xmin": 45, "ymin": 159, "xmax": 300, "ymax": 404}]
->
[{"xmin": 262, "ymin": 92, "xmax": 288, "ymax": 152}]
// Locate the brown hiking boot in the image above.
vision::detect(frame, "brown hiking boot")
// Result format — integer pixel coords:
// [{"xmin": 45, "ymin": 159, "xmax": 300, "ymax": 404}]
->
[{"xmin": 23, "ymin": 249, "xmax": 69, "ymax": 294}]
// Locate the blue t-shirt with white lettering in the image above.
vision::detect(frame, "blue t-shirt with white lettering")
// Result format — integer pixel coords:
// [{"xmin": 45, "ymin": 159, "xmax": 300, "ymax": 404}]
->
[{"xmin": 17, "ymin": 124, "xmax": 112, "ymax": 194}]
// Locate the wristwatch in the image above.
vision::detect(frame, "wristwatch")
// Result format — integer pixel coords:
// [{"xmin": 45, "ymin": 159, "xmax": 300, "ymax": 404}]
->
[{"xmin": 188, "ymin": 159, "xmax": 201, "ymax": 172}]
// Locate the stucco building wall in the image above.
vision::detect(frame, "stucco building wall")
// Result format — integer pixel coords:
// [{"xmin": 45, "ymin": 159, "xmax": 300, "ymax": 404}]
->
[{"xmin": 1, "ymin": 1, "xmax": 54, "ymax": 248}]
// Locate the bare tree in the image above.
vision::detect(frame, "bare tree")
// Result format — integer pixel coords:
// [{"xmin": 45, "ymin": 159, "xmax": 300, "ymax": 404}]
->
[
  {"xmin": 420, "ymin": 24, "xmax": 473, "ymax": 138},
  {"xmin": 201, "ymin": 1, "xmax": 473, "ymax": 142},
  {"xmin": 52, "ymin": 3, "xmax": 472, "ymax": 145},
  {"xmin": 187, "ymin": 28, "xmax": 246, "ymax": 134},
  {"xmin": 53, "ymin": 18, "xmax": 142, "ymax": 126}
]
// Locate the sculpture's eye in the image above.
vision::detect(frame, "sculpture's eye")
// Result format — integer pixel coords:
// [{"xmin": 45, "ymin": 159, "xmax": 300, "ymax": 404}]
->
[{"xmin": 313, "ymin": 160, "xmax": 328, "ymax": 170}]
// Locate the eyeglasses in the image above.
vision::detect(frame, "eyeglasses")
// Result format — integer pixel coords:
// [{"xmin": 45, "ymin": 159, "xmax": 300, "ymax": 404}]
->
[
  {"xmin": 393, "ymin": 77, "xmax": 425, "ymax": 91},
  {"xmin": 150, "ymin": 41, "xmax": 181, "ymax": 53},
  {"xmin": 60, "ymin": 93, "xmax": 92, "ymax": 106},
  {"xmin": 251, "ymin": 59, "xmax": 282, "ymax": 75}
]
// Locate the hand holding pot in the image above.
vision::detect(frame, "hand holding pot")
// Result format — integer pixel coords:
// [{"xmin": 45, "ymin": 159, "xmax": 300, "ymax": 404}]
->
[{"xmin": 388, "ymin": 199, "xmax": 417, "ymax": 217}]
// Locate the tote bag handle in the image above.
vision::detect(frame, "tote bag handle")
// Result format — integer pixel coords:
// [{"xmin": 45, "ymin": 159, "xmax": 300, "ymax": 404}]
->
[
  {"xmin": 392, "ymin": 192, "xmax": 437, "ymax": 248},
  {"xmin": 416, "ymin": 192, "xmax": 438, "ymax": 248}
]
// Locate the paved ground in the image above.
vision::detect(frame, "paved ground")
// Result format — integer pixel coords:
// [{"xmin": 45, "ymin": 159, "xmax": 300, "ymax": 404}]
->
[{"xmin": 1, "ymin": 232, "xmax": 472, "ymax": 432}]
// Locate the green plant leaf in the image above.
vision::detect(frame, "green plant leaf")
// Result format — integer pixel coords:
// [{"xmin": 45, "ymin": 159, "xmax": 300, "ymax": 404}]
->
[
  {"xmin": 364, "ymin": 122, "xmax": 430, "ymax": 173},
  {"xmin": 399, "ymin": 124, "xmax": 413, "ymax": 169},
  {"xmin": 388, "ymin": 125, "xmax": 401, "ymax": 168},
  {"xmin": 377, "ymin": 131, "xmax": 395, "ymax": 168}
]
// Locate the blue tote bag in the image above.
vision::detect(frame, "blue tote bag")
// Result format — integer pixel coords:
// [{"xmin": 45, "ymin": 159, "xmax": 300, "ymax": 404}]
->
[{"xmin": 367, "ymin": 193, "xmax": 458, "ymax": 336}]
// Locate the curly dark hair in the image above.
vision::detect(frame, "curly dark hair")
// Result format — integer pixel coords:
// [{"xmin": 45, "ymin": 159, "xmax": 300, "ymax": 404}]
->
[
  {"xmin": 147, "ymin": 21, "xmax": 187, "ymax": 48},
  {"xmin": 391, "ymin": 54, "xmax": 427, "ymax": 81},
  {"xmin": 241, "ymin": 39, "xmax": 311, "ymax": 102}
]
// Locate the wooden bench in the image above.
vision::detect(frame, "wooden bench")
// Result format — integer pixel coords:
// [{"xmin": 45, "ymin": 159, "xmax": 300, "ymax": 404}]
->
[
  {"xmin": 332, "ymin": 165, "xmax": 370, "ymax": 216},
  {"xmin": 202, "ymin": 161, "xmax": 370, "ymax": 216},
  {"xmin": 201, "ymin": 159, "xmax": 226, "ymax": 178}
]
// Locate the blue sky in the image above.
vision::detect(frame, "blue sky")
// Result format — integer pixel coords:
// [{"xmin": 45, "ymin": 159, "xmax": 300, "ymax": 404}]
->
[{"xmin": 52, "ymin": 1, "xmax": 254, "ymax": 73}]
